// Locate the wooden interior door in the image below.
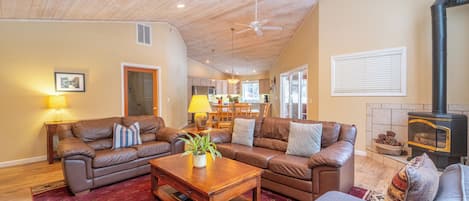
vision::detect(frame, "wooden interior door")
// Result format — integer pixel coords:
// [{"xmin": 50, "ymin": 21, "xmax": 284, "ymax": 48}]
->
[{"xmin": 124, "ymin": 66, "xmax": 159, "ymax": 116}]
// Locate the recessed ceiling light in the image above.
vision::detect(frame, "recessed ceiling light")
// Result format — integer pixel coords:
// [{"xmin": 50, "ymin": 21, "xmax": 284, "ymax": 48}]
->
[
  {"xmin": 225, "ymin": 69, "xmax": 229, "ymax": 72},
  {"xmin": 235, "ymin": 72, "xmax": 239, "ymax": 75},
  {"xmin": 205, "ymin": 59, "xmax": 210, "ymax": 64},
  {"xmin": 177, "ymin": 3, "xmax": 185, "ymax": 8},
  {"xmin": 253, "ymin": 69, "xmax": 257, "ymax": 73}
]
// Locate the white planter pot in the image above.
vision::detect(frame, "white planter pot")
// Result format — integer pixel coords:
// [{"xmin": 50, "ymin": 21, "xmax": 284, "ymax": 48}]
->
[{"xmin": 193, "ymin": 154, "xmax": 206, "ymax": 168}]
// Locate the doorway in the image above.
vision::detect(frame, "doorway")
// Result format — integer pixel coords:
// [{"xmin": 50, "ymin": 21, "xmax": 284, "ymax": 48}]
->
[
  {"xmin": 123, "ymin": 64, "xmax": 160, "ymax": 116},
  {"xmin": 280, "ymin": 65, "xmax": 308, "ymax": 119}
]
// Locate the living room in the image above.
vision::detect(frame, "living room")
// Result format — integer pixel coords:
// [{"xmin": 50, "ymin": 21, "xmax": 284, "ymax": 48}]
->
[{"xmin": 0, "ymin": 0, "xmax": 468, "ymax": 201}]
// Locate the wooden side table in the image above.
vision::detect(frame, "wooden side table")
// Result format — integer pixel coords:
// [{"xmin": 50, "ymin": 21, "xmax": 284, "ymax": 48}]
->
[{"xmin": 44, "ymin": 120, "xmax": 76, "ymax": 164}]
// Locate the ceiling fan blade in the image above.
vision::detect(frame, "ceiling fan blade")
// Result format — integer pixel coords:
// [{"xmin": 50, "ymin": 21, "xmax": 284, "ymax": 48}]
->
[
  {"xmin": 260, "ymin": 19, "xmax": 269, "ymax": 25},
  {"xmin": 262, "ymin": 26, "xmax": 283, "ymax": 31},
  {"xmin": 255, "ymin": 29, "xmax": 264, "ymax": 36},
  {"xmin": 234, "ymin": 23, "xmax": 250, "ymax": 27},
  {"xmin": 236, "ymin": 28, "xmax": 252, "ymax": 34}
]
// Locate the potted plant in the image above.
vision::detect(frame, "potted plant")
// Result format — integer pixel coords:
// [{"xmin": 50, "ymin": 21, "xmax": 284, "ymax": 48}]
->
[{"xmin": 179, "ymin": 133, "xmax": 222, "ymax": 168}]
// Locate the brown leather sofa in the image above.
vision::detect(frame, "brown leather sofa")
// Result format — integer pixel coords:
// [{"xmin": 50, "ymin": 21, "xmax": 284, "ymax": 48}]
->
[
  {"xmin": 57, "ymin": 115, "xmax": 185, "ymax": 195},
  {"xmin": 206, "ymin": 117, "xmax": 357, "ymax": 201}
]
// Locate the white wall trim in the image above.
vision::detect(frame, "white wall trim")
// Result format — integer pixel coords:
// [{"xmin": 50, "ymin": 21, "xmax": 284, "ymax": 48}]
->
[
  {"xmin": 120, "ymin": 63, "xmax": 162, "ymax": 117},
  {"xmin": 0, "ymin": 155, "xmax": 46, "ymax": 168},
  {"xmin": 355, "ymin": 149, "xmax": 367, "ymax": 156}
]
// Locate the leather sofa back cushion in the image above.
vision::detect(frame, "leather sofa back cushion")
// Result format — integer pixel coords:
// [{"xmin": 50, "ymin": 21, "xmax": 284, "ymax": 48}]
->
[
  {"xmin": 254, "ymin": 137, "xmax": 288, "ymax": 152},
  {"xmin": 260, "ymin": 117, "xmax": 341, "ymax": 147},
  {"xmin": 72, "ymin": 117, "xmax": 122, "ymax": 142},
  {"xmin": 122, "ymin": 115, "xmax": 165, "ymax": 134},
  {"xmin": 87, "ymin": 139, "xmax": 113, "ymax": 150}
]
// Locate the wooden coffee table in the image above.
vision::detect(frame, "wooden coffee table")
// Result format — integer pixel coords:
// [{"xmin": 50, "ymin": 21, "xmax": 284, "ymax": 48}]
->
[{"xmin": 150, "ymin": 154, "xmax": 263, "ymax": 201}]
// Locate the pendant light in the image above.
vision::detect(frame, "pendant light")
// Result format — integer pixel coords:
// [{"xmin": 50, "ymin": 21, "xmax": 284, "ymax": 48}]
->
[{"xmin": 227, "ymin": 28, "xmax": 240, "ymax": 84}]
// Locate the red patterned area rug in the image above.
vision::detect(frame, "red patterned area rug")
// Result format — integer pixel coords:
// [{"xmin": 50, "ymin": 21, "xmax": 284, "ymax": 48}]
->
[
  {"xmin": 32, "ymin": 174, "xmax": 294, "ymax": 201},
  {"xmin": 348, "ymin": 186, "xmax": 385, "ymax": 201}
]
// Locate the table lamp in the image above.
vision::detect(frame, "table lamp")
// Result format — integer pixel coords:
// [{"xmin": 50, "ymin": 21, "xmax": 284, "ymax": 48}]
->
[
  {"xmin": 188, "ymin": 95, "xmax": 212, "ymax": 131},
  {"xmin": 48, "ymin": 95, "xmax": 67, "ymax": 121}
]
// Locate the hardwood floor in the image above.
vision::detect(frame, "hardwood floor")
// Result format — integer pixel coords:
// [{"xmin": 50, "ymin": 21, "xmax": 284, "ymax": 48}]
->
[
  {"xmin": 0, "ymin": 161, "xmax": 62, "ymax": 201},
  {"xmin": 0, "ymin": 155, "xmax": 397, "ymax": 201}
]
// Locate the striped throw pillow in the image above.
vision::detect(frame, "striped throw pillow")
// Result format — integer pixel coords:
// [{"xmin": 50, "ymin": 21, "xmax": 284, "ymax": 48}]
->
[{"xmin": 112, "ymin": 122, "xmax": 142, "ymax": 149}]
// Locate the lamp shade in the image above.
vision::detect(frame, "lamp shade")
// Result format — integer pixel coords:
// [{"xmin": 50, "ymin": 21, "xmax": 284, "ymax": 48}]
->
[
  {"xmin": 188, "ymin": 95, "xmax": 212, "ymax": 113},
  {"xmin": 48, "ymin": 95, "xmax": 67, "ymax": 109}
]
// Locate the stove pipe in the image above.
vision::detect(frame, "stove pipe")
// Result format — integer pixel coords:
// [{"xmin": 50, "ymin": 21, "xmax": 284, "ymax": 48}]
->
[{"xmin": 431, "ymin": 0, "xmax": 468, "ymax": 114}]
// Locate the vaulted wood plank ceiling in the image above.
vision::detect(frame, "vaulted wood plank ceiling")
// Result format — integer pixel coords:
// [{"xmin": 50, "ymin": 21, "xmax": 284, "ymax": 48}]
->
[{"xmin": 0, "ymin": 0, "xmax": 317, "ymax": 75}]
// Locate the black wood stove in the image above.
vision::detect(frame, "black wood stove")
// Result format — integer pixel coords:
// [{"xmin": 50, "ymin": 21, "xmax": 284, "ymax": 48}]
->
[{"xmin": 408, "ymin": 0, "xmax": 469, "ymax": 169}]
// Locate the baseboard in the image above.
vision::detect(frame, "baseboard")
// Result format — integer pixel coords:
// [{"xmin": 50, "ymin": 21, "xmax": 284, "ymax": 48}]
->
[
  {"xmin": 0, "ymin": 155, "xmax": 46, "ymax": 168},
  {"xmin": 355, "ymin": 149, "xmax": 367, "ymax": 156}
]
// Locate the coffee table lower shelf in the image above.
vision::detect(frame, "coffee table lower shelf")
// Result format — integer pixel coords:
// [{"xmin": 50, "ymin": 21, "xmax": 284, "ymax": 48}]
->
[{"xmin": 154, "ymin": 185, "xmax": 248, "ymax": 201}]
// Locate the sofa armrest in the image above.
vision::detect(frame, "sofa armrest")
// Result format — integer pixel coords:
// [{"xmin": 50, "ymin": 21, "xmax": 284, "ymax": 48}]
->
[
  {"xmin": 156, "ymin": 127, "xmax": 185, "ymax": 143},
  {"xmin": 309, "ymin": 141, "xmax": 354, "ymax": 168},
  {"xmin": 201, "ymin": 129, "xmax": 232, "ymax": 144},
  {"xmin": 57, "ymin": 137, "xmax": 95, "ymax": 158}
]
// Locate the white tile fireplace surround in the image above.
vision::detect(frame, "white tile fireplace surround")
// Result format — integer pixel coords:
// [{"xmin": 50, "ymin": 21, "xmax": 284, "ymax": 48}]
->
[{"xmin": 366, "ymin": 103, "xmax": 469, "ymax": 165}]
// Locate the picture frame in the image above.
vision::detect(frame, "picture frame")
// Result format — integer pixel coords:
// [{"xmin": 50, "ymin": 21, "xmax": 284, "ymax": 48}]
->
[{"xmin": 55, "ymin": 72, "xmax": 86, "ymax": 92}]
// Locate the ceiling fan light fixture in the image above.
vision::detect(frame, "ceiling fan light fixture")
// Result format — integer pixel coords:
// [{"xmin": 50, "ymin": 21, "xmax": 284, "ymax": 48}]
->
[{"xmin": 176, "ymin": 2, "xmax": 185, "ymax": 8}]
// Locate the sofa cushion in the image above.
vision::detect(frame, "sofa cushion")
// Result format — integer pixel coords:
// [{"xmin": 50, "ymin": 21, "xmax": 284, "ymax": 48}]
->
[
  {"xmin": 87, "ymin": 138, "xmax": 113, "ymax": 150},
  {"xmin": 253, "ymin": 137, "xmax": 288, "ymax": 152},
  {"xmin": 122, "ymin": 115, "xmax": 165, "ymax": 134},
  {"xmin": 294, "ymin": 120, "xmax": 341, "ymax": 148},
  {"xmin": 134, "ymin": 141, "xmax": 170, "ymax": 158},
  {"xmin": 73, "ymin": 117, "xmax": 122, "ymax": 142},
  {"xmin": 93, "ymin": 148, "xmax": 138, "ymax": 168},
  {"xmin": 268, "ymin": 154, "xmax": 311, "ymax": 180},
  {"xmin": 141, "ymin": 133, "xmax": 157, "ymax": 143},
  {"xmin": 386, "ymin": 153, "xmax": 439, "ymax": 201},
  {"xmin": 232, "ymin": 118, "xmax": 256, "ymax": 146},
  {"xmin": 260, "ymin": 117, "xmax": 291, "ymax": 141},
  {"xmin": 216, "ymin": 143, "xmax": 253, "ymax": 159},
  {"xmin": 236, "ymin": 147, "xmax": 283, "ymax": 168},
  {"xmin": 260, "ymin": 117, "xmax": 341, "ymax": 148},
  {"xmin": 112, "ymin": 122, "xmax": 142, "ymax": 149},
  {"xmin": 286, "ymin": 122, "xmax": 322, "ymax": 157},
  {"xmin": 434, "ymin": 164, "xmax": 469, "ymax": 201}
]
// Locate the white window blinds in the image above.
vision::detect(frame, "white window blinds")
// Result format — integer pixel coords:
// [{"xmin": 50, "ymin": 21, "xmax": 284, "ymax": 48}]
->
[{"xmin": 331, "ymin": 47, "xmax": 406, "ymax": 96}]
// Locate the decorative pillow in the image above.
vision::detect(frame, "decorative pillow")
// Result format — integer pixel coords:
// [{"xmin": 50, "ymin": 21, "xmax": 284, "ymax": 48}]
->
[
  {"xmin": 434, "ymin": 163, "xmax": 469, "ymax": 201},
  {"xmin": 386, "ymin": 153, "xmax": 439, "ymax": 201},
  {"xmin": 231, "ymin": 118, "xmax": 256, "ymax": 146},
  {"xmin": 286, "ymin": 122, "xmax": 322, "ymax": 157},
  {"xmin": 112, "ymin": 122, "xmax": 142, "ymax": 149}
]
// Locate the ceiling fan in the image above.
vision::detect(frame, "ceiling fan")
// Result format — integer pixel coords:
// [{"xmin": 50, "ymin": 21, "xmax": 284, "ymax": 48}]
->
[{"xmin": 235, "ymin": 0, "xmax": 283, "ymax": 36}]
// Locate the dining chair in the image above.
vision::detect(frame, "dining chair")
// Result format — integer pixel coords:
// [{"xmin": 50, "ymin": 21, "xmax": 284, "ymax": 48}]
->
[
  {"xmin": 216, "ymin": 105, "xmax": 233, "ymax": 129},
  {"xmin": 233, "ymin": 103, "xmax": 251, "ymax": 118}
]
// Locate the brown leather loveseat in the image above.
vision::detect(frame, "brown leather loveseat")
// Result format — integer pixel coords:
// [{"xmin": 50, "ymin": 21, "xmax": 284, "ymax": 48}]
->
[
  {"xmin": 206, "ymin": 117, "xmax": 357, "ymax": 201},
  {"xmin": 57, "ymin": 115, "xmax": 185, "ymax": 195}
]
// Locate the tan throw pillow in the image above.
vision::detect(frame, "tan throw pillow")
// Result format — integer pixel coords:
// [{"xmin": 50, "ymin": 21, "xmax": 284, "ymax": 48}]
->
[
  {"xmin": 386, "ymin": 153, "xmax": 439, "ymax": 201},
  {"xmin": 286, "ymin": 122, "xmax": 322, "ymax": 157},
  {"xmin": 231, "ymin": 118, "xmax": 256, "ymax": 146}
]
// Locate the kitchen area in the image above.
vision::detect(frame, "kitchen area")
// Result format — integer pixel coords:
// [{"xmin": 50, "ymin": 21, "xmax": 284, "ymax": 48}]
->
[{"xmin": 187, "ymin": 76, "xmax": 271, "ymax": 124}]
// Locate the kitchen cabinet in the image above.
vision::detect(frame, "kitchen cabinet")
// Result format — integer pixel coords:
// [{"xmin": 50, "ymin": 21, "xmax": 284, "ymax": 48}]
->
[{"xmin": 259, "ymin": 79, "xmax": 270, "ymax": 94}]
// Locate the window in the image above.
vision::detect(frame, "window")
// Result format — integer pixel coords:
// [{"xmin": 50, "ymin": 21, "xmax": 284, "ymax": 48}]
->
[
  {"xmin": 136, "ymin": 23, "xmax": 152, "ymax": 46},
  {"xmin": 241, "ymin": 80, "xmax": 259, "ymax": 102},
  {"xmin": 331, "ymin": 47, "xmax": 406, "ymax": 96},
  {"xmin": 280, "ymin": 65, "xmax": 308, "ymax": 119}
]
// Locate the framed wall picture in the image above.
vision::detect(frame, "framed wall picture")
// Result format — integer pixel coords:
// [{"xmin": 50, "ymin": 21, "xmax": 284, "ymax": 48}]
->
[{"xmin": 55, "ymin": 72, "xmax": 86, "ymax": 92}]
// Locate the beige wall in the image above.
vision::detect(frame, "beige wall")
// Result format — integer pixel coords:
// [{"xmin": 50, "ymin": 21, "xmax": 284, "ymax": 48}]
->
[
  {"xmin": 238, "ymin": 72, "xmax": 270, "ymax": 81},
  {"xmin": 0, "ymin": 21, "xmax": 188, "ymax": 162},
  {"xmin": 269, "ymin": 6, "xmax": 319, "ymax": 119},
  {"xmin": 317, "ymin": 0, "xmax": 469, "ymax": 151},
  {"xmin": 187, "ymin": 58, "xmax": 227, "ymax": 79}
]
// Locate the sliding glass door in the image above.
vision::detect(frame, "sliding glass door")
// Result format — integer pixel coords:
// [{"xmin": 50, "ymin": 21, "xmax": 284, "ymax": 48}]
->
[{"xmin": 280, "ymin": 66, "xmax": 308, "ymax": 119}]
